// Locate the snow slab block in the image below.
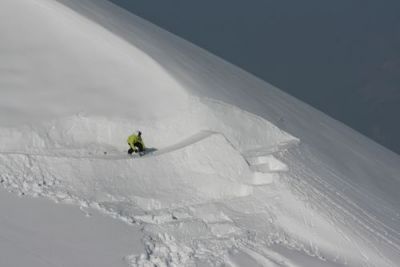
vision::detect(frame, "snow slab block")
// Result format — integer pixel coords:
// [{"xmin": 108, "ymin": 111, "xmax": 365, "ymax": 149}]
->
[
  {"xmin": 250, "ymin": 172, "xmax": 279, "ymax": 185},
  {"xmin": 247, "ymin": 155, "xmax": 289, "ymax": 172}
]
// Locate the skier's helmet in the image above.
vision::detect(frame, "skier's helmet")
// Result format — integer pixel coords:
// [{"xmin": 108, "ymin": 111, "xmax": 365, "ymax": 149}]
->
[{"xmin": 137, "ymin": 130, "xmax": 142, "ymax": 137}]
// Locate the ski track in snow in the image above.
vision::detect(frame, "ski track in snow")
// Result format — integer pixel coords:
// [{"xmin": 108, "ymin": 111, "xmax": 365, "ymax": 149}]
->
[
  {"xmin": 3, "ymin": 121, "xmax": 398, "ymax": 266},
  {"xmin": 0, "ymin": 114, "xmax": 303, "ymax": 266},
  {"xmin": 0, "ymin": 130, "xmax": 216, "ymax": 160},
  {"xmin": 0, "ymin": 104, "xmax": 303, "ymax": 266},
  {"xmin": 283, "ymin": 146, "xmax": 400, "ymax": 264},
  {"xmin": 1, "ymin": 0, "xmax": 400, "ymax": 266}
]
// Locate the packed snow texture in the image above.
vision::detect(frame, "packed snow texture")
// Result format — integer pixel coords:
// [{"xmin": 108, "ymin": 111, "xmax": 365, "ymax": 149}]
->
[
  {"xmin": 0, "ymin": 187, "xmax": 144, "ymax": 267},
  {"xmin": 1, "ymin": 0, "xmax": 400, "ymax": 266}
]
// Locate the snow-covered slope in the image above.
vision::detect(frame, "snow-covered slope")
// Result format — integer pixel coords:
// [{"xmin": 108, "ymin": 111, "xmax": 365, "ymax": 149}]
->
[
  {"xmin": 0, "ymin": 187, "xmax": 143, "ymax": 267},
  {"xmin": 1, "ymin": 0, "xmax": 400, "ymax": 266}
]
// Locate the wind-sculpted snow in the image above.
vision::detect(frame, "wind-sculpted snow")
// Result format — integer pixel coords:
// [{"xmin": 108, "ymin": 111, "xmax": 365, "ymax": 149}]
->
[
  {"xmin": 1, "ymin": 0, "xmax": 400, "ymax": 266},
  {"xmin": 0, "ymin": 97, "xmax": 296, "ymax": 155},
  {"xmin": 0, "ymin": 98, "xmax": 296, "ymax": 212},
  {"xmin": 0, "ymin": 98, "xmax": 300, "ymax": 265}
]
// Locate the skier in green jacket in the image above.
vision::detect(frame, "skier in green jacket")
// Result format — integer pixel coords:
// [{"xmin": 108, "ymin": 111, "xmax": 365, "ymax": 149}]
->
[{"xmin": 127, "ymin": 131, "xmax": 146, "ymax": 155}]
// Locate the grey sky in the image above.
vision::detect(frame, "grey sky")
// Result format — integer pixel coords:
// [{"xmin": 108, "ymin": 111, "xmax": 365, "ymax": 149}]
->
[{"xmin": 109, "ymin": 0, "xmax": 400, "ymax": 155}]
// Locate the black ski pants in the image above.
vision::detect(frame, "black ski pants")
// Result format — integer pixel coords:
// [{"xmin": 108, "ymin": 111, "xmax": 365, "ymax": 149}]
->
[{"xmin": 128, "ymin": 142, "xmax": 144, "ymax": 154}]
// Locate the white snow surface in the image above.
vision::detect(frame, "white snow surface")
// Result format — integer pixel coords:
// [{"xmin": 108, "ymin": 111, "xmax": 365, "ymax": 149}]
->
[
  {"xmin": 1, "ymin": 0, "xmax": 400, "ymax": 266},
  {"xmin": 0, "ymin": 187, "xmax": 143, "ymax": 267}
]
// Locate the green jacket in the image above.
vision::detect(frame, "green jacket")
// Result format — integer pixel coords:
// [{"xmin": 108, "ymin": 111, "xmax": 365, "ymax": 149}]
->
[{"xmin": 127, "ymin": 134, "xmax": 145, "ymax": 148}]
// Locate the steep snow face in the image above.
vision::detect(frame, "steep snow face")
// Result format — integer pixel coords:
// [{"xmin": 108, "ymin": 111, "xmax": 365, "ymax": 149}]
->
[
  {"xmin": 1, "ymin": 0, "xmax": 400, "ymax": 266},
  {"xmin": 0, "ymin": 0, "xmax": 189, "ymax": 125}
]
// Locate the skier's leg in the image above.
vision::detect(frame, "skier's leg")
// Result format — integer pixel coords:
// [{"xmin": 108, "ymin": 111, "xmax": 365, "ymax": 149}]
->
[
  {"xmin": 128, "ymin": 147, "xmax": 134, "ymax": 155},
  {"xmin": 133, "ymin": 142, "xmax": 145, "ymax": 156},
  {"xmin": 134, "ymin": 142, "xmax": 144, "ymax": 152}
]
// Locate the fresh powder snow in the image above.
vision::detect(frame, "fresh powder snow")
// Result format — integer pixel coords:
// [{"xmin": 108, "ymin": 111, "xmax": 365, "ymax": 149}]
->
[{"xmin": 1, "ymin": 0, "xmax": 400, "ymax": 266}]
